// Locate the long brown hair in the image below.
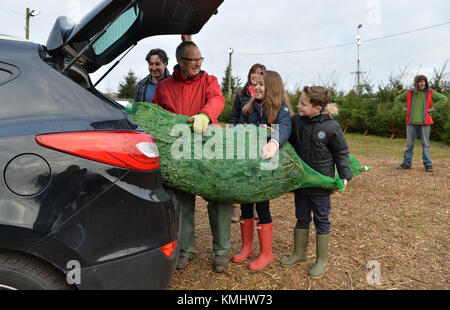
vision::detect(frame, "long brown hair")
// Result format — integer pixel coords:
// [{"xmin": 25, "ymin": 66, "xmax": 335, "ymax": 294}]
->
[
  {"xmin": 239, "ymin": 64, "xmax": 267, "ymax": 95},
  {"xmin": 413, "ymin": 75, "xmax": 429, "ymax": 94},
  {"xmin": 242, "ymin": 71, "xmax": 293, "ymax": 124}
]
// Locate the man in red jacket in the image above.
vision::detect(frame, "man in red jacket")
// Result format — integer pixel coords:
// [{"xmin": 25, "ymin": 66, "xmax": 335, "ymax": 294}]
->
[
  {"xmin": 153, "ymin": 38, "xmax": 231, "ymax": 273},
  {"xmin": 153, "ymin": 41, "xmax": 225, "ymax": 129}
]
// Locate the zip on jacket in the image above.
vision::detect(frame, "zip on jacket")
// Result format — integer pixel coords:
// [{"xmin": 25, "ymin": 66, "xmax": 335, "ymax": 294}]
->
[
  {"xmin": 406, "ymin": 89, "xmax": 434, "ymax": 125},
  {"xmin": 152, "ymin": 65, "xmax": 225, "ymax": 124}
]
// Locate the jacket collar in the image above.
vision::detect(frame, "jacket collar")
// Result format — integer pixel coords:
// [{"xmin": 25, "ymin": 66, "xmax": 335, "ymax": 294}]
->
[
  {"xmin": 147, "ymin": 68, "xmax": 171, "ymax": 84},
  {"xmin": 173, "ymin": 64, "xmax": 204, "ymax": 82},
  {"xmin": 303, "ymin": 113, "xmax": 332, "ymax": 122}
]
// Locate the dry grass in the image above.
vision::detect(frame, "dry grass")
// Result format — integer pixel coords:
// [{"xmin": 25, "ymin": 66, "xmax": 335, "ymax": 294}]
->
[{"xmin": 168, "ymin": 135, "xmax": 450, "ymax": 290}]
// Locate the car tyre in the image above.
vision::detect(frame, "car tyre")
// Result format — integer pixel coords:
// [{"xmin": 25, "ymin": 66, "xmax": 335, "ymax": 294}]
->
[{"xmin": 0, "ymin": 252, "xmax": 73, "ymax": 290}]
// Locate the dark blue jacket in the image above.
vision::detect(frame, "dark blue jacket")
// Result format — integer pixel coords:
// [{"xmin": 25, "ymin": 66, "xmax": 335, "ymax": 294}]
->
[
  {"xmin": 133, "ymin": 68, "xmax": 171, "ymax": 102},
  {"xmin": 239, "ymin": 100, "xmax": 292, "ymax": 147},
  {"xmin": 289, "ymin": 112, "xmax": 352, "ymax": 196}
]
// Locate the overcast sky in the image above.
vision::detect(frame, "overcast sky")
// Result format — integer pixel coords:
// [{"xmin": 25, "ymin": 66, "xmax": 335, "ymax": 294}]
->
[{"xmin": 1, "ymin": 0, "xmax": 450, "ymax": 95}]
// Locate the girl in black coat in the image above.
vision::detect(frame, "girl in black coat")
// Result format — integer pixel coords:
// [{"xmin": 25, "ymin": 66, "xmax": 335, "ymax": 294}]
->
[
  {"xmin": 228, "ymin": 64, "xmax": 266, "ymax": 125},
  {"xmin": 229, "ymin": 64, "xmax": 266, "ymax": 223},
  {"xmin": 281, "ymin": 86, "xmax": 352, "ymax": 279},
  {"xmin": 232, "ymin": 71, "xmax": 293, "ymax": 271}
]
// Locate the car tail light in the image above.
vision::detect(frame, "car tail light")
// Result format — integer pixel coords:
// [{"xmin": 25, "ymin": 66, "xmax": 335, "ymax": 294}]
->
[
  {"xmin": 159, "ymin": 240, "xmax": 177, "ymax": 258},
  {"xmin": 35, "ymin": 131, "xmax": 160, "ymax": 171}
]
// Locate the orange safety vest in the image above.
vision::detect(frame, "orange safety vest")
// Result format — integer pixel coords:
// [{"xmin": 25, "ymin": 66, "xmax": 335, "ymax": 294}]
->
[{"xmin": 406, "ymin": 89, "xmax": 434, "ymax": 125}]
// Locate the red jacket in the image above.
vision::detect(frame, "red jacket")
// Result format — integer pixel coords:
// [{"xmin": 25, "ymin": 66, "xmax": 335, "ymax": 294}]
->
[
  {"xmin": 152, "ymin": 66, "xmax": 225, "ymax": 124},
  {"xmin": 406, "ymin": 89, "xmax": 434, "ymax": 125}
]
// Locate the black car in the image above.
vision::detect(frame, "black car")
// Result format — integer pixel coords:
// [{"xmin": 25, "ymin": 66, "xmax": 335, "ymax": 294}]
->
[{"xmin": 0, "ymin": 0, "xmax": 223, "ymax": 290}]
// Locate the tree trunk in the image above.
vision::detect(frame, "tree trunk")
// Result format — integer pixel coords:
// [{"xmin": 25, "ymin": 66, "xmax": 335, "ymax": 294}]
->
[{"xmin": 389, "ymin": 126, "xmax": 396, "ymax": 139}]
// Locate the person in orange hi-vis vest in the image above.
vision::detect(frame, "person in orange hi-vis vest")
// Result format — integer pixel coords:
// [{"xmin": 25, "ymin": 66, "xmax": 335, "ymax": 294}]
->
[{"xmin": 395, "ymin": 75, "xmax": 447, "ymax": 173}]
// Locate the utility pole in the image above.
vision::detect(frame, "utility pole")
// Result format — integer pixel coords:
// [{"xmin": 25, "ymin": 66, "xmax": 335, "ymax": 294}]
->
[
  {"xmin": 227, "ymin": 48, "xmax": 233, "ymax": 100},
  {"xmin": 357, "ymin": 24, "xmax": 362, "ymax": 95},
  {"xmin": 25, "ymin": 8, "xmax": 40, "ymax": 40},
  {"xmin": 352, "ymin": 24, "xmax": 366, "ymax": 95},
  {"xmin": 25, "ymin": 8, "xmax": 30, "ymax": 40}
]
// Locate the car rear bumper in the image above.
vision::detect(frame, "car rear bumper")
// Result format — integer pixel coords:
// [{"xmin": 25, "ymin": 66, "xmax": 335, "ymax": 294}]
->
[{"xmin": 77, "ymin": 241, "xmax": 180, "ymax": 290}]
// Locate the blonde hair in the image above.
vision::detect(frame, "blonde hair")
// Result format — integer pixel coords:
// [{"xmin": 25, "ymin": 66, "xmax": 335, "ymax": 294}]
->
[{"xmin": 242, "ymin": 71, "xmax": 293, "ymax": 124}]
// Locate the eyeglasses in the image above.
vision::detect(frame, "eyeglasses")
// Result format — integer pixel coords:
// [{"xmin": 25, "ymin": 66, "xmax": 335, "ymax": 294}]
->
[{"xmin": 181, "ymin": 57, "xmax": 204, "ymax": 63}]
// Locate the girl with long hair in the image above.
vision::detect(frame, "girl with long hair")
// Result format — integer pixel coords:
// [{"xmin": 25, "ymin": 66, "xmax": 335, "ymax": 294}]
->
[
  {"xmin": 232, "ymin": 70, "xmax": 293, "ymax": 271},
  {"xmin": 228, "ymin": 64, "xmax": 266, "ymax": 124},
  {"xmin": 229, "ymin": 64, "xmax": 266, "ymax": 223}
]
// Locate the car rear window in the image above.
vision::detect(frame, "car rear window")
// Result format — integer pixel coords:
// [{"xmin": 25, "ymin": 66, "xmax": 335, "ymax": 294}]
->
[{"xmin": 91, "ymin": 7, "xmax": 139, "ymax": 56}]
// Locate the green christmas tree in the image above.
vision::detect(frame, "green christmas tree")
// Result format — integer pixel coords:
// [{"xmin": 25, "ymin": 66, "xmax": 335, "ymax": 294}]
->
[
  {"xmin": 118, "ymin": 70, "xmax": 138, "ymax": 99},
  {"xmin": 221, "ymin": 64, "xmax": 241, "ymax": 98}
]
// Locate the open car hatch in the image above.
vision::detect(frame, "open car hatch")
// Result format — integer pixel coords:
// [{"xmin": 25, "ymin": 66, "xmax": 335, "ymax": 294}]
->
[{"xmin": 46, "ymin": 0, "xmax": 224, "ymax": 73}]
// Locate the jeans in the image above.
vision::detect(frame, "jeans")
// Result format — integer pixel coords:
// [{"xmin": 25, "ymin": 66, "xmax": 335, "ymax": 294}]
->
[
  {"xmin": 294, "ymin": 192, "xmax": 331, "ymax": 235},
  {"xmin": 165, "ymin": 187, "xmax": 232, "ymax": 259},
  {"xmin": 403, "ymin": 125, "xmax": 432, "ymax": 167}
]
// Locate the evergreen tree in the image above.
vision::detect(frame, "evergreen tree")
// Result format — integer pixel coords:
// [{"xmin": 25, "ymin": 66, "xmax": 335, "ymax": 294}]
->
[
  {"xmin": 374, "ymin": 101, "xmax": 405, "ymax": 139},
  {"xmin": 118, "ymin": 70, "xmax": 138, "ymax": 99},
  {"xmin": 221, "ymin": 64, "xmax": 241, "ymax": 98}
]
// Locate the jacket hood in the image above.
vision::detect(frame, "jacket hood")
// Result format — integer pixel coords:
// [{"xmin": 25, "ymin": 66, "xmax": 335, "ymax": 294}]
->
[
  {"xmin": 323, "ymin": 103, "xmax": 339, "ymax": 117},
  {"xmin": 303, "ymin": 103, "xmax": 339, "ymax": 122}
]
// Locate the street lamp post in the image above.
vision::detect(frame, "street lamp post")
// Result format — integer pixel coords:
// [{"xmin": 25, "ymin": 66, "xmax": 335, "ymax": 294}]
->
[
  {"xmin": 356, "ymin": 24, "xmax": 363, "ymax": 95},
  {"xmin": 25, "ymin": 8, "xmax": 40, "ymax": 40},
  {"xmin": 227, "ymin": 48, "xmax": 233, "ymax": 100}
]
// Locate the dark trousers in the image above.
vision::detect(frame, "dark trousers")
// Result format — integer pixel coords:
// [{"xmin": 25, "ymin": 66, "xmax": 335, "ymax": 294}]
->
[
  {"xmin": 164, "ymin": 186, "xmax": 232, "ymax": 259},
  {"xmin": 241, "ymin": 201, "xmax": 272, "ymax": 224},
  {"xmin": 294, "ymin": 191, "xmax": 331, "ymax": 235}
]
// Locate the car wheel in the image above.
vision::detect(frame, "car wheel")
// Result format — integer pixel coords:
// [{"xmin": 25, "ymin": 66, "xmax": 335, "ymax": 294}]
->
[{"xmin": 0, "ymin": 252, "xmax": 73, "ymax": 290}]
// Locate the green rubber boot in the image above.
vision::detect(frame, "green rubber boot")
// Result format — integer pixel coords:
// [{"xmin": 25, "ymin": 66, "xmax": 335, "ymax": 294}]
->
[
  {"xmin": 280, "ymin": 229, "xmax": 309, "ymax": 267},
  {"xmin": 309, "ymin": 234, "xmax": 330, "ymax": 279}
]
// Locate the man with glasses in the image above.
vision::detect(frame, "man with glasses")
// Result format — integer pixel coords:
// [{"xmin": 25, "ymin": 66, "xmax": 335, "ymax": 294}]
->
[{"xmin": 153, "ymin": 37, "xmax": 232, "ymax": 273}]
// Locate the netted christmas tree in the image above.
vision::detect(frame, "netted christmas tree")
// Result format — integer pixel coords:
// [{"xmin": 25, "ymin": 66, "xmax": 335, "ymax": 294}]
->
[{"xmin": 125, "ymin": 102, "xmax": 371, "ymax": 203}]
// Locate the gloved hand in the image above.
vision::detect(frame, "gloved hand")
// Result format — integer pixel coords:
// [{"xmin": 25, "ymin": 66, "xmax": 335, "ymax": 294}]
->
[{"xmin": 188, "ymin": 113, "xmax": 210, "ymax": 135}]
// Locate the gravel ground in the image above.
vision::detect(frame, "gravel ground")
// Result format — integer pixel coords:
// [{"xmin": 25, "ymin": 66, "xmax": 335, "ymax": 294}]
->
[{"xmin": 169, "ymin": 136, "xmax": 450, "ymax": 290}]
